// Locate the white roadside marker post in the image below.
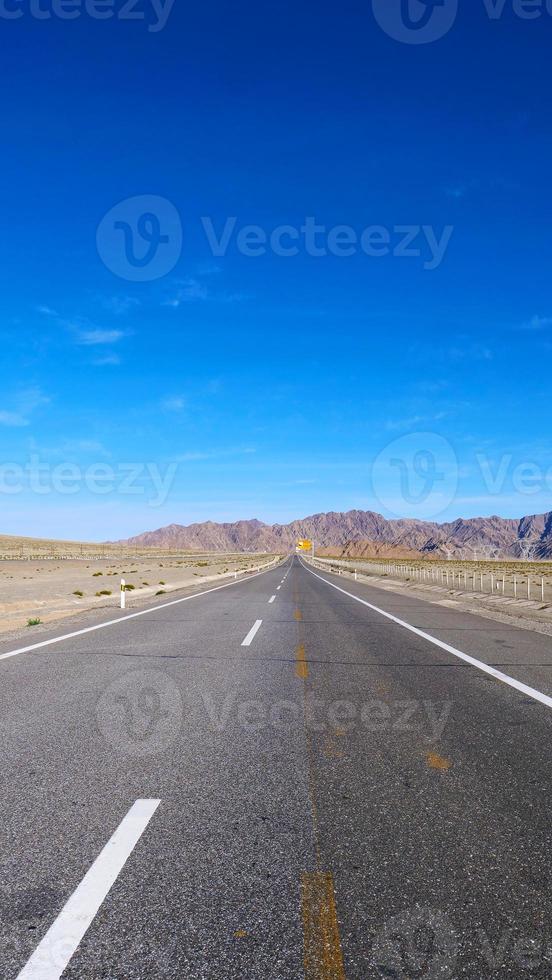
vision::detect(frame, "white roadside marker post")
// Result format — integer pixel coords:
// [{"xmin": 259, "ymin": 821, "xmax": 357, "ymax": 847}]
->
[{"xmin": 120, "ymin": 578, "xmax": 125, "ymax": 610}]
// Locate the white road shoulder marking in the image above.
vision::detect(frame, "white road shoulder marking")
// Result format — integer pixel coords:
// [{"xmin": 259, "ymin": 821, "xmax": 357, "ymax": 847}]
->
[
  {"xmin": 0, "ymin": 564, "xmax": 277, "ymax": 664},
  {"xmin": 269, "ymin": 596, "xmax": 276, "ymax": 603},
  {"xmin": 241, "ymin": 619, "xmax": 263, "ymax": 646},
  {"xmin": 16, "ymin": 799, "xmax": 160, "ymax": 980},
  {"xmin": 302, "ymin": 561, "xmax": 552, "ymax": 711}
]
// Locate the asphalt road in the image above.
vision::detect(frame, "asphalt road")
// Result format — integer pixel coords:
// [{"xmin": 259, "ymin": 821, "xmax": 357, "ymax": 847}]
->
[{"xmin": 2, "ymin": 555, "xmax": 552, "ymax": 979}]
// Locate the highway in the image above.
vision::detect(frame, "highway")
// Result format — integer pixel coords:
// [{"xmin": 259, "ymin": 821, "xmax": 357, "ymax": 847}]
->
[{"xmin": 2, "ymin": 555, "xmax": 552, "ymax": 978}]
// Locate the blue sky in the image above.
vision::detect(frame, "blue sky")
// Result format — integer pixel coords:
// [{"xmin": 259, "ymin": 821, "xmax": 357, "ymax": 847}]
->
[{"xmin": 1, "ymin": 0, "xmax": 551, "ymax": 540}]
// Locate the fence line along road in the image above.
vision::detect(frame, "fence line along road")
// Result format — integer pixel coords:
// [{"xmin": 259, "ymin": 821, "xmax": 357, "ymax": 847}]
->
[{"xmin": 307, "ymin": 556, "xmax": 551, "ymax": 606}]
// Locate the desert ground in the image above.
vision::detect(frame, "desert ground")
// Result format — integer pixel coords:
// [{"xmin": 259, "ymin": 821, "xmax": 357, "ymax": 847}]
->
[
  {"xmin": 0, "ymin": 547, "xmax": 279, "ymax": 635},
  {"xmin": 313, "ymin": 555, "xmax": 552, "ymax": 604},
  {"xmin": 316, "ymin": 558, "xmax": 552, "ymax": 603},
  {"xmin": 4, "ymin": 529, "xmax": 552, "ymax": 637}
]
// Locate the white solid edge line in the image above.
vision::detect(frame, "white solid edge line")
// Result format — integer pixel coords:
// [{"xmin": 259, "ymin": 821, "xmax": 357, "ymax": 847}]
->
[
  {"xmin": 0, "ymin": 562, "xmax": 282, "ymax": 663},
  {"xmin": 269, "ymin": 596, "xmax": 276, "ymax": 603},
  {"xmin": 301, "ymin": 560, "xmax": 552, "ymax": 711},
  {"xmin": 241, "ymin": 619, "xmax": 263, "ymax": 646},
  {"xmin": 16, "ymin": 798, "xmax": 161, "ymax": 980}
]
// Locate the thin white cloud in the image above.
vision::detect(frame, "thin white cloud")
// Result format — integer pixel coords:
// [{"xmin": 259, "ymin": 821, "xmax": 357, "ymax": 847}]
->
[
  {"xmin": 164, "ymin": 275, "xmax": 248, "ymax": 308},
  {"xmin": 446, "ymin": 186, "xmax": 466, "ymax": 199},
  {"xmin": 197, "ymin": 262, "xmax": 221, "ymax": 276},
  {"xmin": 0, "ymin": 410, "xmax": 28, "ymax": 427},
  {"xmin": 172, "ymin": 447, "xmax": 256, "ymax": 462},
  {"xmin": 64, "ymin": 439, "xmax": 110, "ymax": 456},
  {"xmin": 220, "ymin": 291, "xmax": 250, "ymax": 304},
  {"xmin": 103, "ymin": 296, "xmax": 141, "ymax": 315},
  {"xmin": 410, "ymin": 342, "xmax": 493, "ymax": 363},
  {"xmin": 93, "ymin": 353, "xmax": 121, "ymax": 366},
  {"xmin": 446, "ymin": 345, "xmax": 493, "ymax": 362},
  {"xmin": 26, "ymin": 438, "xmax": 111, "ymax": 459},
  {"xmin": 77, "ymin": 329, "xmax": 125, "ymax": 345},
  {"xmin": 164, "ymin": 278, "xmax": 208, "ymax": 307},
  {"xmin": 161, "ymin": 396, "xmax": 186, "ymax": 411},
  {"xmin": 205, "ymin": 378, "xmax": 222, "ymax": 394},
  {"xmin": 0, "ymin": 386, "xmax": 50, "ymax": 427},
  {"xmin": 278, "ymin": 479, "xmax": 317, "ymax": 486},
  {"xmin": 521, "ymin": 315, "xmax": 552, "ymax": 331},
  {"xmin": 415, "ymin": 380, "xmax": 448, "ymax": 394},
  {"xmin": 37, "ymin": 307, "xmax": 132, "ymax": 350},
  {"xmin": 18, "ymin": 387, "xmax": 50, "ymax": 414},
  {"xmin": 176, "ymin": 451, "xmax": 211, "ymax": 461},
  {"xmin": 385, "ymin": 412, "xmax": 447, "ymax": 432}
]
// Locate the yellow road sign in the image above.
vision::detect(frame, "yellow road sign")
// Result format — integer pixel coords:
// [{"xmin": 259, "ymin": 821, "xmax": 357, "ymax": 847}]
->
[{"xmin": 297, "ymin": 539, "xmax": 312, "ymax": 552}]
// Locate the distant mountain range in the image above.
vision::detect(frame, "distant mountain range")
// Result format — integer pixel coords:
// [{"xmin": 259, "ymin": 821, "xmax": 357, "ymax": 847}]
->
[{"xmin": 114, "ymin": 509, "xmax": 552, "ymax": 559}]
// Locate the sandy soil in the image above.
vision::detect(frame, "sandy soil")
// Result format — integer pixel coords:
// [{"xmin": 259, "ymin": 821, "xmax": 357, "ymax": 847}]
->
[{"xmin": 0, "ymin": 554, "xmax": 275, "ymax": 635}]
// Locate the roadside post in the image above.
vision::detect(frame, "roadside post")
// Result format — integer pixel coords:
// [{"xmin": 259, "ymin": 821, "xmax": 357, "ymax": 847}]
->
[{"xmin": 120, "ymin": 578, "xmax": 125, "ymax": 610}]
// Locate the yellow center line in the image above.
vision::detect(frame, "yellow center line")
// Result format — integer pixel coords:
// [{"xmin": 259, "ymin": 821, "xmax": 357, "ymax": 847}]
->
[
  {"xmin": 427, "ymin": 751, "xmax": 452, "ymax": 770},
  {"xmin": 301, "ymin": 872, "xmax": 346, "ymax": 980},
  {"xmin": 293, "ymin": 575, "xmax": 346, "ymax": 978},
  {"xmin": 296, "ymin": 642, "xmax": 309, "ymax": 679}
]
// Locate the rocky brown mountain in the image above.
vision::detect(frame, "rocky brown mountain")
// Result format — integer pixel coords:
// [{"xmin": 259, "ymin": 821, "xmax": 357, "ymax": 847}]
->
[
  {"xmin": 317, "ymin": 541, "xmax": 424, "ymax": 560},
  {"xmin": 114, "ymin": 509, "xmax": 552, "ymax": 559}
]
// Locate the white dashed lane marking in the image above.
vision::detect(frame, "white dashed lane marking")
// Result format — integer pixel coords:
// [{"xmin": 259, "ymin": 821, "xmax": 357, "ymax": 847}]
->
[
  {"xmin": 241, "ymin": 620, "xmax": 263, "ymax": 646},
  {"xmin": 16, "ymin": 799, "xmax": 161, "ymax": 980}
]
